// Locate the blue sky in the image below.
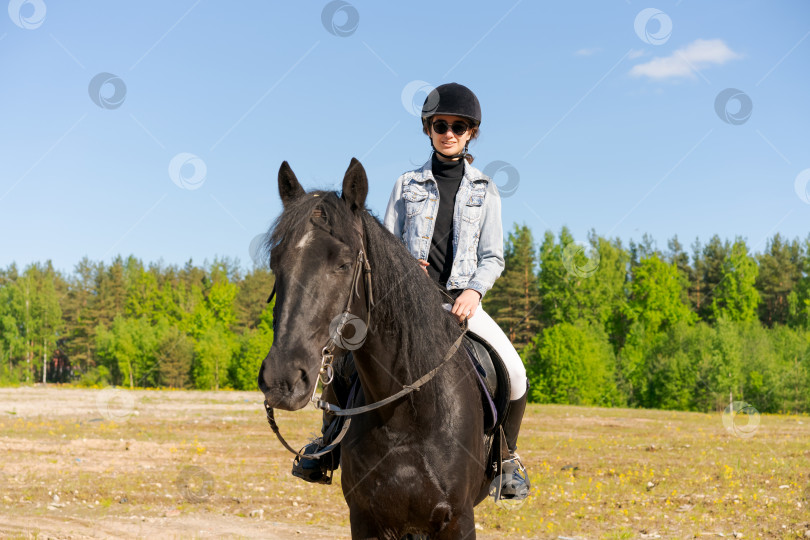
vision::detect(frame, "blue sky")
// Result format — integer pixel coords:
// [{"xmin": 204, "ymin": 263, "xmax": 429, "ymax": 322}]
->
[{"xmin": 1, "ymin": 0, "xmax": 809, "ymax": 274}]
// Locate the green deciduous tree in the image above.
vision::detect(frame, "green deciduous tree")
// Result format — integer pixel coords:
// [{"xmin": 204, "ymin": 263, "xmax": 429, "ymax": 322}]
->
[
  {"xmin": 524, "ymin": 321, "xmax": 621, "ymax": 406},
  {"xmin": 230, "ymin": 301, "xmax": 274, "ymax": 390}
]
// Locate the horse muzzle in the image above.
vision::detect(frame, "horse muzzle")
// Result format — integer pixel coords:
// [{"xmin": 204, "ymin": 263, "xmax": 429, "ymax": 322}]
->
[{"xmin": 258, "ymin": 350, "xmax": 318, "ymax": 411}]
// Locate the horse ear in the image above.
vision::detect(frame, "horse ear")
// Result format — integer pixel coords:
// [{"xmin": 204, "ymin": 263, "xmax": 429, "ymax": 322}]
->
[
  {"xmin": 278, "ymin": 161, "xmax": 305, "ymax": 207},
  {"xmin": 341, "ymin": 157, "xmax": 368, "ymax": 212}
]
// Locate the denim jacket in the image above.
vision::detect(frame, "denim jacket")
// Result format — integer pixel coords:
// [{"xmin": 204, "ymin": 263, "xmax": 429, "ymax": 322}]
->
[{"xmin": 383, "ymin": 157, "xmax": 505, "ymax": 298}]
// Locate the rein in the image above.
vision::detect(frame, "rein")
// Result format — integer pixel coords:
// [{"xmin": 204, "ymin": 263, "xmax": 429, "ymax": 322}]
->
[{"xmin": 263, "ymin": 214, "xmax": 467, "ymax": 460}]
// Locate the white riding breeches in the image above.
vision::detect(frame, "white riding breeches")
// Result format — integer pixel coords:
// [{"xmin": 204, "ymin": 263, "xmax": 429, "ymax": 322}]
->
[{"xmin": 442, "ymin": 303, "xmax": 528, "ymax": 401}]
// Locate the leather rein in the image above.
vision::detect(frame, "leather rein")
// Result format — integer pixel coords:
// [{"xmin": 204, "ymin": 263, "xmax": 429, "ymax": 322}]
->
[{"xmin": 263, "ymin": 214, "xmax": 467, "ymax": 460}]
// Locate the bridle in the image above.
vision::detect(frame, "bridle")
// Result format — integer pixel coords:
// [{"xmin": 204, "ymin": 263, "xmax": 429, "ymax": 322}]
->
[{"xmin": 262, "ymin": 210, "xmax": 467, "ymax": 461}]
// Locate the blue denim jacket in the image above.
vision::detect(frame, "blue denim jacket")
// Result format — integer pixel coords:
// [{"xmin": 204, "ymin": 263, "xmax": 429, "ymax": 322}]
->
[{"xmin": 383, "ymin": 157, "xmax": 505, "ymax": 298}]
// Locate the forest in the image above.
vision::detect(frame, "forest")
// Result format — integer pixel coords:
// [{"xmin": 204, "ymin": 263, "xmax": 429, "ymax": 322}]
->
[{"xmin": 1, "ymin": 225, "xmax": 809, "ymax": 414}]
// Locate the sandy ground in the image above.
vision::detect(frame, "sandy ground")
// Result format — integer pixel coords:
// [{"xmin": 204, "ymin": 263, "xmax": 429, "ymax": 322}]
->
[
  {"xmin": 0, "ymin": 387, "xmax": 518, "ymax": 539},
  {"xmin": 2, "ymin": 386, "xmax": 808, "ymax": 539}
]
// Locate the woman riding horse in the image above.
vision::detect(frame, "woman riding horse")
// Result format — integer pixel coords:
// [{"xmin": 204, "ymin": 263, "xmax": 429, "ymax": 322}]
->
[{"xmin": 291, "ymin": 83, "xmax": 530, "ymax": 499}]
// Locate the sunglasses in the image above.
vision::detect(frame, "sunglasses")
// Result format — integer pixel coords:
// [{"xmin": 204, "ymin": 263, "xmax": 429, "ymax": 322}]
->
[{"xmin": 431, "ymin": 119, "xmax": 470, "ymax": 136}]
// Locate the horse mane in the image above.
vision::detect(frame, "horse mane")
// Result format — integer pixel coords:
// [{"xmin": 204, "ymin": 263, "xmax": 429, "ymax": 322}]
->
[{"xmin": 264, "ymin": 190, "xmax": 462, "ymax": 380}]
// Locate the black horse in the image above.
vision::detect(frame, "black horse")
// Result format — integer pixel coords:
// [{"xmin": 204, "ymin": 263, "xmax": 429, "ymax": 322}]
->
[{"xmin": 258, "ymin": 159, "xmax": 495, "ymax": 539}]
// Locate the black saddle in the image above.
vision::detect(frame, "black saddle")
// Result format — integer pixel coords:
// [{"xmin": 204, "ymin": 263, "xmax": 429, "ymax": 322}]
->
[{"xmin": 462, "ymin": 332, "xmax": 511, "ymax": 435}]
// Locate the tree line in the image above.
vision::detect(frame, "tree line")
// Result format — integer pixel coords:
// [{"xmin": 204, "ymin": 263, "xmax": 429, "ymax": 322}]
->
[
  {"xmin": 0, "ymin": 257, "xmax": 273, "ymax": 390},
  {"xmin": 1, "ymin": 226, "xmax": 809, "ymax": 413},
  {"xmin": 483, "ymin": 226, "xmax": 810, "ymax": 413}
]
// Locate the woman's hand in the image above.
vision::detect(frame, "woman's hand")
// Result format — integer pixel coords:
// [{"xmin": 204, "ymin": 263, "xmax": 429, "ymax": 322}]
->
[
  {"xmin": 417, "ymin": 259, "xmax": 429, "ymax": 276},
  {"xmin": 451, "ymin": 289, "xmax": 481, "ymax": 323}
]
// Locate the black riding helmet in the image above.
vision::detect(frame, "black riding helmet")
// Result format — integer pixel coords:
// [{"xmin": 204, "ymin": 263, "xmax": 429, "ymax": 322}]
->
[
  {"xmin": 421, "ymin": 83, "xmax": 482, "ymax": 125},
  {"xmin": 421, "ymin": 83, "xmax": 481, "ymax": 160}
]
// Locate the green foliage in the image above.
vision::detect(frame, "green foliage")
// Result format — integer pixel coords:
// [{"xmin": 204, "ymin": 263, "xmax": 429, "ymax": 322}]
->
[
  {"xmin": 95, "ymin": 315, "xmax": 162, "ymax": 388},
  {"xmin": 0, "ymin": 257, "xmax": 277, "ymax": 390},
  {"xmin": 524, "ymin": 321, "xmax": 622, "ymax": 407},
  {"xmin": 755, "ymin": 233, "xmax": 803, "ymax": 326},
  {"xmin": 76, "ymin": 365, "xmax": 111, "ymax": 387},
  {"xmin": 156, "ymin": 326, "xmax": 194, "ymax": 388},
  {"xmin": 710, "ymin": 239, "xmax": 760, "ymax": 323},
  {"xmin": 484, "ymin": 224, "xmax": 540, "ymax": 347},
  {"xmin": 626, "ymin": 254, "xmax": 696, "ymax": 332},
  {"xmin": 1, "ymin": 226, "xmax": 809, "ymax": 415},
  {"xmin": 229, "ymin": 301, "xmax": 274, "ymax": 391}
]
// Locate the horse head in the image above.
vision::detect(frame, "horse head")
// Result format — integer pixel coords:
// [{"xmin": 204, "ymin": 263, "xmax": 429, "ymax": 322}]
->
[{"xmin": 258, "ymin": 158, "xmax": 370, "ymax": 411}]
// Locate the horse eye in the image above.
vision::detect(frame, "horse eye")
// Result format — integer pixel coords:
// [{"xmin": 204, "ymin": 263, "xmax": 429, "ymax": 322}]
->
[{"xmin": 337, "ymin": 262, "xmax": 352, "ymax": 272}]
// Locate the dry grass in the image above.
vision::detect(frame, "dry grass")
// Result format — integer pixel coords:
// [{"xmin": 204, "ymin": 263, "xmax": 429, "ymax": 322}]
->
[{"xmin": 0, "ymin": 387, "xmax": 808, "ymax": 539}]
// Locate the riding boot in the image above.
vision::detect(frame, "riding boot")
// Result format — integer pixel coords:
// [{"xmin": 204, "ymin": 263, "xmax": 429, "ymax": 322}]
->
[
  {"xmin": 498, "ymin": 383, "xmax": 530, "ymax": 500},
  {"xmin": 503, "ymin": 384, "xmax": 527, "ymax": 454},
  {"xmin": 291, "ymin": 353, "xmax": 356, "ymax": 484}
]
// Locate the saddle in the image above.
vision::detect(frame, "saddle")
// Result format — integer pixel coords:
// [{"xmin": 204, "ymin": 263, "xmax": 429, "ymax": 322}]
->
[
  {"xmin": 461, "ymin": 332, "xmax": 513, "ymax": 484},
  {"xmin": 319, "ymin": 334, "xmax": 513, "ymax": 482},
  {"xmin": 462, "ymin": 333, "xmax": 511, "ymax": 435}
]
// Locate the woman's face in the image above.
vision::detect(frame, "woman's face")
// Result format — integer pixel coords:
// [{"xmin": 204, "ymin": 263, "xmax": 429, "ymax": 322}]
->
[{"xmin": 428, "ymin": 114, "xmax": 473, "ymax": 160}]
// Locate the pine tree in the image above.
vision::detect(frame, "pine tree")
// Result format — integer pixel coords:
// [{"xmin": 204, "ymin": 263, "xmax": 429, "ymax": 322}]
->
[
  {"xmin": 61, "ymin": 257, "xmax": 98, "ymax": 373},
  {"xmin": 756, "ymin": 233, "xmax": 803, "ymax": 326},
  {"xmin": 483, "ymin": 224, "xmax": 539, "ymax": 347},
  {"xmin": 691, "ymin": 235, "xmax": 729, "ymax": 321}
]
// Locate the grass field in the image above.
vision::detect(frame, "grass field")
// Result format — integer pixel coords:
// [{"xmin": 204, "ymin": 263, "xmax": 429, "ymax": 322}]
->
[{"xmin": 0, "ymin": 387, "xmax": 808, "ymax": 539}]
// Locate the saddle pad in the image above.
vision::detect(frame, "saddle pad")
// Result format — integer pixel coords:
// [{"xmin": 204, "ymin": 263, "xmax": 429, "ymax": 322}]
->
[{"xmin": 462, "ymin": 333, "xmax": 511, "ymax": 435}]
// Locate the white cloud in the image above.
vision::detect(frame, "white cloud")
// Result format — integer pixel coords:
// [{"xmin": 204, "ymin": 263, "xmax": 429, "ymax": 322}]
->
[
  {"xmin": 630, "ymin": 39, "xmax": 741, "ymax": 80},
  {"xmin": 628, "ymin": 49, "xmax": 646, "ymax": 59},
  {"xmin": 575, "ymin": 47, "xmax": 601, "ymax": 56}
]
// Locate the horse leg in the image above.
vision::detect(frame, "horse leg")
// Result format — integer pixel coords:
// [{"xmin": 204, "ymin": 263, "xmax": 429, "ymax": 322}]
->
[
  {"xmin": 349, "ymin": 506, "xmax": 400, "ymax": 540},
  {"xmin": 435, "ymin": 506, "xmax": 476, "ymax": 540}
]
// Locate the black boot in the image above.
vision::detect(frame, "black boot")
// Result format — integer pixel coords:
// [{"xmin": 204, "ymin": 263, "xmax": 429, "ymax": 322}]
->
[
  {"xmin": 498, "ymin": 384, "xmax": 530, "ymax": 500},
  {"xmin": 503, "ymin": 384, "xmax": 527, "ymax": 453},
  {"xmin": 291, "ymin": 354, "xmax": 356, "ymax": 484},
  {"xmin": 291, "ymin": 414, "xmax": 342, "ymax": 484}
]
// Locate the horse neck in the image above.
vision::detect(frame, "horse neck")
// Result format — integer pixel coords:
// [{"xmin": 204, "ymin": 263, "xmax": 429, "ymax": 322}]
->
[
  {"xmin": 351, "ymin": 300, "xmax": 459, "ymax": 412},
  {"xmin": 352, "ymin": 220, "xmax": 461, "ymax": 412},
  {"xmin": 352, "ymin": 328, "xmax": 408, "ymax": 407}
]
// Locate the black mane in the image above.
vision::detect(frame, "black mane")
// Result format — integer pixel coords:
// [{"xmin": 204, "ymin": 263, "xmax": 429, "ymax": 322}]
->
[{"xmin": 264, "ymin": 190, "xmax": 462, "ymax": 379}]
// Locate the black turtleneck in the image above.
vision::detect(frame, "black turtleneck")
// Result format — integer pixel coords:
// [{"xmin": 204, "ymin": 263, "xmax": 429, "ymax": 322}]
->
[{"xmin": 427, "ymin": 153, "xmax": 464, "ymax": 288}]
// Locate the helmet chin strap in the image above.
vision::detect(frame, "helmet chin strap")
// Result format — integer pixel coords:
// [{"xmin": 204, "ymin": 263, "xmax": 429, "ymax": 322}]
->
[{"xmin": 431, "ymin": 141, "xmax": 468, "ymax": 161}]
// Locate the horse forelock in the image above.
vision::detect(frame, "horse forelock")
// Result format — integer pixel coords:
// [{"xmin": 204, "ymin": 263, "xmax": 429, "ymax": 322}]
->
[{"xmin": 264, "ymin": 191, "xmax": 361, "ymax": 264}]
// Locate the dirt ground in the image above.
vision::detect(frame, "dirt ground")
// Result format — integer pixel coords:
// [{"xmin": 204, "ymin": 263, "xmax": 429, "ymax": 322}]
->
[
  {"xmin": 0, "ymin": 387, "xmax": 516, "ymax": 539},
  {"xmin": 1, "ymin": 386, "xmax": 809, "ymax": 539}
]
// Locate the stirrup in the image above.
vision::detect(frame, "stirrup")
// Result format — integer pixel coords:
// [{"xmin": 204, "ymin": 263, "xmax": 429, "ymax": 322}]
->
[
  {"xmin": 291, "ymin": 440, "xmax": 335, "ymax": 485},
  {"xmin": 495, "ymin": 453, "xmax": 530, "ymax": 501}
]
